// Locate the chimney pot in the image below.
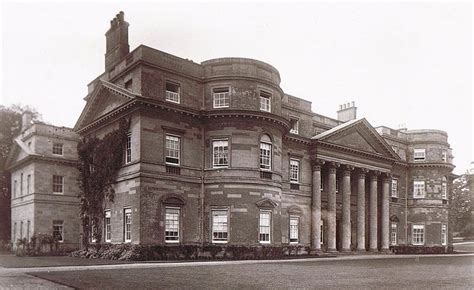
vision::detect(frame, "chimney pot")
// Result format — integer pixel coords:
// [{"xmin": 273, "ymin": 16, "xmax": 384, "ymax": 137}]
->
[
  {"xmin": 21, "ymin": 111, "xmax": 33, "ymax": 131},
  {"xmin": 337, "ymin": 101, "xmax": 357, "ymax": 122},
  {"xmin": 105, "ymin": 11, "xmax": 130, "ymax": 71}
]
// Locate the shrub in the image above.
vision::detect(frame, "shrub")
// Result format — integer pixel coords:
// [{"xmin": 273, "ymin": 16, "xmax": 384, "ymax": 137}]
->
[
  {"xmin": 70, "ymin": 244, "xmax": 314, "ymax": 261},
  {"xmin": 390, "ymin": 245, "xmax": 452, "ymax": 254}
]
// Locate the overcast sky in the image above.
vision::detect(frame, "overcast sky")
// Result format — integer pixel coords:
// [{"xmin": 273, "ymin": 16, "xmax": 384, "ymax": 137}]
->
[{"xmin": 1, "ymin": 1, "xmax": 472, "ymax": 173}]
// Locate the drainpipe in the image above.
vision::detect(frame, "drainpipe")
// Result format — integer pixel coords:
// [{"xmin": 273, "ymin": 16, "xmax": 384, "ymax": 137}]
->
[
  {"xmin": 200, "ymin": 85, "xmax": 205, "ymax": 247},
  {"xmin": 405, "ymin": 167, "xmax": 408, "ymax": 244}
]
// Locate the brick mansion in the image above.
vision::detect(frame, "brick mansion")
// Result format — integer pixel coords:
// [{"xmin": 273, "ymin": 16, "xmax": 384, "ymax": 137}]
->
[{"xmin": 8, "ymin": 12, "xmax": 456, "ymax": 253}]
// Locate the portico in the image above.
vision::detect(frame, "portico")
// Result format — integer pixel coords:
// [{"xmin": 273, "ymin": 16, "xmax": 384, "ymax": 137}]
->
[{"xmin": 310, "ymin": 119, "xmax": 400, "ymax": 253}]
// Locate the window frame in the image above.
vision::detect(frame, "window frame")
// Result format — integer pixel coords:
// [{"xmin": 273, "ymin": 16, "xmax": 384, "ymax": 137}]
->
[
  {"xmin": 259, "ymin": 135, "xmax": 272, "ymax": 171},
  {"xmin": 391, "ymin": 178, "xmax": 398, "ymax": 198},
  {"xmin": 289, "ymin": 117, "xmax": 299, "ymax": 135},
  {"xmin": 104, "ymin": 210, "xmax": 111, "ymax": 243},
  {"xmin": 259, "ymin": 90, "xmax": 272, "ymax": 112},
  {"xmin": 320, "ymin": 219, "xmax": 324, "ymax": 245},
  {"xmin": 52, "ymin": 175, "xmax": 64, "ymax": 194},
  {"xmin": 20, "ymin": 173, "xmax": 23, "ymax": 196},
  {"xmin": 125, "ymin": 132, "xmax": 132, "ymax": 164},
  {"xmin": 165, "ymin": 134, "xmax": 181, "ymax": 166},
  {"xmin": 212, "ymin": 139, "xmax": 229, "ymax": 168},
  {"xmin": 212, "ymin": 87, "xmax": 230, "ymax": 108},
  {"xmin": 413, "ymin": 180, "xmax": 425, "ymax": 199},
  {"xmin": 26, "ymin": 220, "xmax": 30, "ymax": 242},
  {"xmin": 391, "ymin": 223, "xmax": 397, "ymax": 246},
  {"xmin": 52, "ymin": 142, "xmax": 63, "ymax": 155},
  {"xmin": 289, "ymin": 215, "xmax": 299, "ymax": 244},
  {"xmin": 164, "ymin": 207, "xmax": 181, "ymax": 243},
  {"xmin": 211, "ymin": 208, "xmax": 229, "ymax": 244},
  {"xmin": 441, "ymin": 151, "xmax": 447, "ymax": 162},
  {"xmin": 289, "ymin": 158, "xmax": 300, "ymax": 184},
  {"xmin": 441, "ymin": 224, "xmax": 447, "ymax": 246},
  {"xmin": 165, "ymin": 80, "xmax": 181, "ymax": 104},
  {"xmin": 412, "ymin": 224, "xmax": 425, "ymax": 245},
  {"xmin": 259, "ymin": 210, "xmax": 272, "ymax": 244},
  {"xmin": 13, "ymin": 180, "xmax": 17, "ymax": 198},
  {"xmin": 52, "ymin": 220, "xmax": 64, "ymax": 242},
  {"xmin": 441, "ymin": 182, "xmax": 448, "ymax": 200},
  {"xmin": 413, "ymin": 148, "xmax": 426, "ymax": 161},
  {"xmin": 27, "ymin": 174, "xmax": 31, "ymax": 195},
  {"xmin": 124, "ymin": 208, "xmax": 132, "ymax": 243}
]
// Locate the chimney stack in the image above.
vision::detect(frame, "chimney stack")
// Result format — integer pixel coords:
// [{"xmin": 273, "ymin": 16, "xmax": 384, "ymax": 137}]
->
[
  {"xmin": 21, "ymin": 111, "xmax": 33, "ymax": 131},
  {"xmin": 337, "ymin": 101, "xmax": 357, "ymax": 122},
  {"xmin": 105, "ymin": 11, "xmax": 129, "ymax": 72}
]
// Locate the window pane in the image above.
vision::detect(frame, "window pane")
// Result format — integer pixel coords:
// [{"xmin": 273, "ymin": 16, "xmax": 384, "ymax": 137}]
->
[
  {"xmin": 53, "ymin": 221, "xmax": 64, "ymax": 242},
  {"xmin": 213, "ymin": 140, "xmax": 229, "ymax": 167},
  {"xmin": 212, "ymin": 210, "xmax": 228, "ymax": 242},
  {"xmin": 260, "ymin": 142, "xmax": 272, "ymax": 170},
  {"xmin": 290, "ymin": 159, "xmax": 299, "ymax": 183},
  {"xmin": 53, "ymin": 175, "xmax": 63, "ymax": 193},
  {"xmin": 259, "ymin": 211, "xmax": 271, "ymax": 243},
  {"xmin": 165, "ymin": 208, "xmax": 180, "ymax": 242},
  {"xmin": 165, "ymin": 135, "xmax": 180, "ymax": 165},
  {"xmin": 213, "ymin": 88, "xmax": 230, "ymax": 108},
  {"xmin": 289, "ymin": 217, "xmax": 299, "ymax": 243}
]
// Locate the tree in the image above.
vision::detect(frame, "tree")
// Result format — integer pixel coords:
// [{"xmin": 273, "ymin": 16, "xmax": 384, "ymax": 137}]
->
[
  {"xmin": 0, "ymin": 104, "xmax": 41, "ymax": 240},
  {"xmin": 449, "ymin": 172, "xmax": 474, "ymax": 237}
]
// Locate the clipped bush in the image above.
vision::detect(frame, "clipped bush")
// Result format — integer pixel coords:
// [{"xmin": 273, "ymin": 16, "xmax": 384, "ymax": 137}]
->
[
  {"xmin": 390, "ymin": 245, "xmax": 453, "ymax": 254},
  {"xmin": 70, "ymin": 244, "xmax": 314, "ymax": 261}
]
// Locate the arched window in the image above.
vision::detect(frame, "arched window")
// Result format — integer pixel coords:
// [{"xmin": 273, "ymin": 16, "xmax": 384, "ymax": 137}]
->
[{"xmin": 260, "ymin": 134, "xmax": 272, "ymax": 171}]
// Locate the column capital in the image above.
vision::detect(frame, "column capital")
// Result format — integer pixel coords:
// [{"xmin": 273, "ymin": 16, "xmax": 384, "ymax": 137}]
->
[
  {"xmin": 311, "ymin": 159, "xmax": 325, "ymax": 171},
  {"xmin": 382, "ymin": 172, "xmax": 392, "ymax": 182},
  {"xmin": 369, "ymin": 170, "xmax": 380, "ymax": 181},
  {"xmin": 342, "ymin": 165, "xmax": 354, "ymax": 176},
  {"xmin": 327, "ymin": 162, "xmax": 340, "ymax": 174},
  {"xmin": 357, "ymin": 168, "xmax": 369, "ymax": 179}
]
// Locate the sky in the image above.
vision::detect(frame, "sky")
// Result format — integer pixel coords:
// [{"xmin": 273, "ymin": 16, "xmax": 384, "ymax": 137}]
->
[{"xmin": 1, "ymin": 0, "xmax": 472, "ymax": 174}]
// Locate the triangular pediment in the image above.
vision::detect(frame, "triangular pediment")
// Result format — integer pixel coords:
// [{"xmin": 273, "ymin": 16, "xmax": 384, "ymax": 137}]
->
[
  {"xmin": 327, "ymin": 130, "xmax": 378, "ymax": 153},
  {"xmin": 5, "ymin": 138, "xmax": 37, "ymax": 169},
  {"xmin": 312, "ymin": 118, "xmax": 400, "ymax": 160},
  {"xmin": 74, "ymin": 80, "xmax": 136, "ymax": 131},
  {"xmin": 256, "ymin": 198, "xmax": 278, "ymax": 209}
]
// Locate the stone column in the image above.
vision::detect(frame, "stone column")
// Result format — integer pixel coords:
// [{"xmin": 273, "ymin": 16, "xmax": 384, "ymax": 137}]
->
[
  {"xmin": 369, "ymin": 171, "xmax": 379, "ymax": 252},
  {"xmin": 327, "ymin": 162, "xmax": 339, "ymax": 252},
  {"xmin": 356, "ymin": 169, "xmax": 368, "ymax": 251},
  {"xmin": 341, "ymin": 165, "xmax": 353, "ymax": 252},
  {"xmin": 311, "ymin": 160, "xmax": 324, "ymax": 252},
  {"xmin": 381, "ymin": 174, "xmax": 391, "ymax": 252}
]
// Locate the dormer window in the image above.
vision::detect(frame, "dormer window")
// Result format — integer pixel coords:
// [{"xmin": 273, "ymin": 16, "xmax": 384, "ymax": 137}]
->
[
  {"xmin": 413, "ymin": 149, "xmax": 426, "ymax": 161},
  {"xmin": 260, "ymin": 90, "xmax": 271, "ymax": 112},
  {"xmin": 290, "ymin": 118, "xmax": 299, "ymax": 135},
  {"xmin": 165, "ymin": 81, "xmax": 180, "ymax": 104},
  {"xmin": 213, "ymin": 87, "xmax": 230, "ymax": 108}
]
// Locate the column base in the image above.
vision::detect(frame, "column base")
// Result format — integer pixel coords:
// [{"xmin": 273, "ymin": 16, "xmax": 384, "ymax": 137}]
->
[
  {"xmin": 340, "ymin": 248, "xmax": 352, "ymax": 253},
  {"xmin": 327, "ymin": 248, "xmax": 338, "ymax": 253},
  {"xmin": 380, "ymin": 247, "xmax": 391, "ymax": 253},
  {"xmin": 310, "ymin": 249, "xmax": 322, "ymax": 255},
  {"xmin": 369, "ymin": 248, "xmax": 379, "ymax": 253},
  {"xmin": 356, "ymin": 248, "xmax": 367, "ymax": 253}
]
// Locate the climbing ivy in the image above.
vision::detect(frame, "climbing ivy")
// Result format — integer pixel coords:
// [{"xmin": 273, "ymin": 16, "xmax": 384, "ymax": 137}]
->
[{"xmin": 77, "ymin": 118, "xmax": 130, "ymax": 247}]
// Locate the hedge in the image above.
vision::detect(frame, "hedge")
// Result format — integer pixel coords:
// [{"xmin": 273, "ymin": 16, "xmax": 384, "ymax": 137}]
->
[
  {"xmin": 390, "ymin": 245, "xmax": 454, "ymax": 254},
  {"xmin": 70, "ymin": 244, "xmax": 312, "ymax": 261}
]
